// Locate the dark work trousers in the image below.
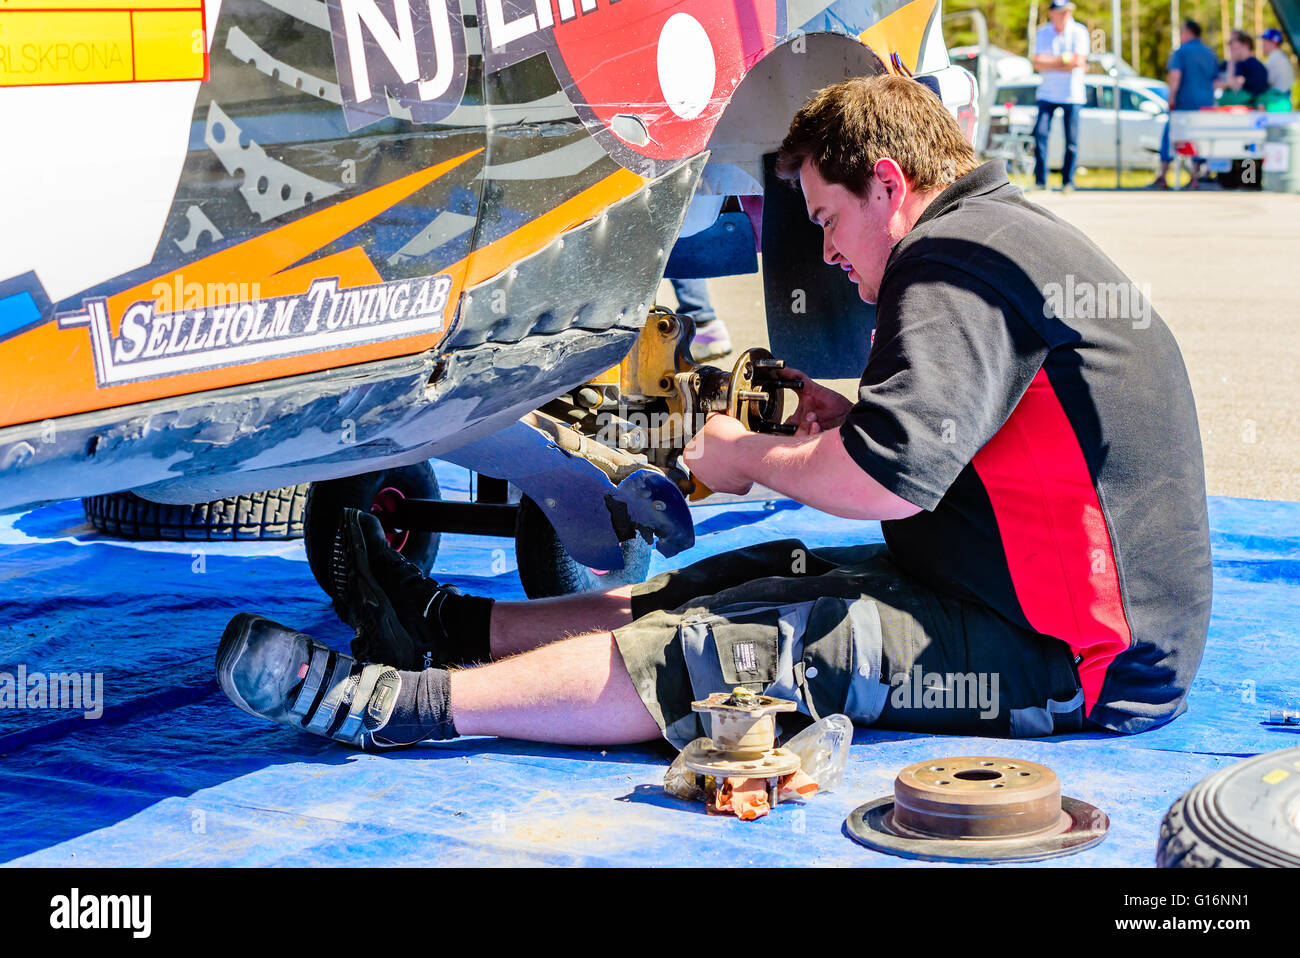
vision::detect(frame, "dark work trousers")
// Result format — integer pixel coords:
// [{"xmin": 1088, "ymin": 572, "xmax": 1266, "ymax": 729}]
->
[
  {"xmin": 1033, "ymin": 100, "xmax": 1081, "ymax": 187},
  {"xmin": 669, "ymin": 278, "xmax": 717, "ymax": 326}
]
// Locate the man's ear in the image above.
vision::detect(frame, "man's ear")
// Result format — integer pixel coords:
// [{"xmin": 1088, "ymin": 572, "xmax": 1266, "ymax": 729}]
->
[{"xmin": 872, "ymin": 157, "xmax": 908, "ymax": 209}]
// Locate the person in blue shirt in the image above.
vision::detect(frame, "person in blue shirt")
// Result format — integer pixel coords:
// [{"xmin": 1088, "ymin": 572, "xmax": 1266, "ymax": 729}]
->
[
  {"xmin": 1149, "ymin": 19, "xmax": 1220, "ymax": 189},
  {"xmin": 1216, "ymin": 30, "xmax": 1270, "ymax": 104}
]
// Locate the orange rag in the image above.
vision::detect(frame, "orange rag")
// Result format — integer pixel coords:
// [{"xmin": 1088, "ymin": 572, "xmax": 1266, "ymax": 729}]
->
[
  {"xmin": 779, "ymin": 769, "xmax": 819, "ymax": 801},
  {"xmin": 715, "ymin": 777, "xmax": 771, "ymax": 820},
  {"xmin": 712, "ymin": 770, "xmax": 820, "ymax": 820}
]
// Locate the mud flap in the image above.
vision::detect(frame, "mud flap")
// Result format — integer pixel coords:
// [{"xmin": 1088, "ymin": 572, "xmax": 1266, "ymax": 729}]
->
[
  {"xmin": 760, "ymin": 154, "xmax": 875, "ymax": 379},
  {"xmin": 439, "ymin": 419, "xmax": 692, "ymax": 570}
]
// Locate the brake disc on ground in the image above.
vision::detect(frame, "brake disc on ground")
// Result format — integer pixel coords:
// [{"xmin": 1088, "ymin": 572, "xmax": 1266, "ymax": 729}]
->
[{"xmin": 846, "ymin": 756, "xmax": 1108, "ymax": 863}]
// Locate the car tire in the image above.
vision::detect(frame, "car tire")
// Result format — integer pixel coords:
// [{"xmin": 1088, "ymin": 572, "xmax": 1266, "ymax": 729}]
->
[
  {"xmin": 514, "ymin": 494, "xmax": 652, "ymax": 599},
  {"xmin": 1157, "ymin": 746, "xmax": 1300, "ymax": 867},
  {"xmin": 81, "ymin": 485, "xmax": 309, "ymax": 541},
  {"xmin": 303, "ymin": 463, "xmax": 441, "ymax": 602}
]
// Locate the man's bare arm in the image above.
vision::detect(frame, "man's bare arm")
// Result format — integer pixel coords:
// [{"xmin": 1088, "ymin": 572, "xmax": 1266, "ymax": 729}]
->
[{"xmin": 731, "ymin": 426, "xmax": 921, "ymax": 521}]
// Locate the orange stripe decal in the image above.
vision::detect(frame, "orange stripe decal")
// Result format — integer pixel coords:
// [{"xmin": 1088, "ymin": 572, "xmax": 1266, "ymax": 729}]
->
[
  {"xmin": 457, "ymin": 168, "xmax": 645, "ymax": 289},
  {"xmin": 0, "ymin": 152, "xmax": 654, "ymax": 429},
  {"xmin": 107, "ymin": 148, "xmax": 483, "ymax": 324},
  {"xmin": 0, "ymin": 151, "xmax": 480, "ymax": 427}
]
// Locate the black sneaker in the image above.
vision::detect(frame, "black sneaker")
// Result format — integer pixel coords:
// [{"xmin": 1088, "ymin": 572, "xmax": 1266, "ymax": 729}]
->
[
  {"xmin": 216, "ymin": 613, "xmax": 407, "ymax": 750},
  {"xmin": 331, "ymin": 508, "xmax": 465, "ymax": 670}
]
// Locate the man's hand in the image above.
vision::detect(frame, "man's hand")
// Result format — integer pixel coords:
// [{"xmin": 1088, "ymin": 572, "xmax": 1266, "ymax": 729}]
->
[
  {"xmin": 682, "ymin": 412, "xmax": 755, "ymax": 495},
  {"xmin": 1033, "ymin": 52, "xmax": 1084, "ymax": 71},
  {"xmin": 779, "ymin": 367, "xmax": 854, "ymax": 435}
]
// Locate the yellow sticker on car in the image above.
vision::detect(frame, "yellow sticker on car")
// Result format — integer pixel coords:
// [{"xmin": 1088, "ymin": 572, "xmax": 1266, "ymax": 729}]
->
[{"xmin": 0, "ymin": 0, "xmax": 207, "ymax": 87}]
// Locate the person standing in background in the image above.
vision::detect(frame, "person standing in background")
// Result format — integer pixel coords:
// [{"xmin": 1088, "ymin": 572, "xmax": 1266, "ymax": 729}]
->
[
  {"xmin": 1031, "ymin": 0, "xmax": 1091, "ymax": 193},
  {"xmin": 1260, "ymin": 28, "xmax": 1295, "ymax": 109},
  {"xmin": 669, "ymin": 278, "xmax": 733, "ymax": 362},
  {"xmin": 1149, "ymin": 20, "xmax": 1219, "ymax": 189}
]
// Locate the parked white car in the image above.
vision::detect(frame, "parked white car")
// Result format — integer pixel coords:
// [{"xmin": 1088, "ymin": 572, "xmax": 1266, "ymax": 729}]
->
[
  {"xmin": 950, "ymin": 46, "xmax": 1170, "ymax": 101},
  {"xmin": 1087, "ymin": 53, "xmax": 1170, "ymax": 101},
  {"xmin": 991, "ymin": 75, "xmax": 1170, "ymax": 170}
]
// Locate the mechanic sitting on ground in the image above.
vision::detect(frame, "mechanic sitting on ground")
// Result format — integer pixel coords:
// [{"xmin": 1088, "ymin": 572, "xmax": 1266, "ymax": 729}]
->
[{"xmin": 216, "ymin": 75, "xmax": 1213, "ymax": 753}]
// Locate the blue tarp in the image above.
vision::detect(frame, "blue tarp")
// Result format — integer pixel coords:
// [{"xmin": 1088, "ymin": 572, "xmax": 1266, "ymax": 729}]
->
[{"xmin": 1, "ymin": 465, "xmax": 1297, "ymax": 866}]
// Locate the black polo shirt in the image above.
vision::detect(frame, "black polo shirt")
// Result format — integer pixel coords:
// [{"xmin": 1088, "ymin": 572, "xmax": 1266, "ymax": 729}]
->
[{"xmin": 839, "ymin": 161, "xmax": 1213, "ymax": 734}]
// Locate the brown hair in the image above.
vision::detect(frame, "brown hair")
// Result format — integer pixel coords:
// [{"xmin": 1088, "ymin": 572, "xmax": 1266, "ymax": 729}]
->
[
  {"xmin": 775, "ymin": 75, "xmax": 980, "ymax": 197},
  {"xmin": 1229, "ymin": 29, "xmax": 1254, "ymax": 50}
]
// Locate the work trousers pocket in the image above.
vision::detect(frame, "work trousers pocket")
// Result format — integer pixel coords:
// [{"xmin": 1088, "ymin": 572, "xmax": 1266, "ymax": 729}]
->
[{"xmin": 678, "ymin": 595, "xmax": 886, "ymax": 728}]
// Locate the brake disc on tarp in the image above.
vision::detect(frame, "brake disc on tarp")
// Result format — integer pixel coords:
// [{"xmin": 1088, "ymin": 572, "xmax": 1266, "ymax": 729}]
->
[{"xmin": 845, "ymin": 756, "xmax": 1109, "ymax": 863}]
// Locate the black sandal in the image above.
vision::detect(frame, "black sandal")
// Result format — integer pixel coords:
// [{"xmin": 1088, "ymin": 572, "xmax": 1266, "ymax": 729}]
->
[{"xmin": 216, "ymin": 613, "xmax": 405, "ymax": 750}]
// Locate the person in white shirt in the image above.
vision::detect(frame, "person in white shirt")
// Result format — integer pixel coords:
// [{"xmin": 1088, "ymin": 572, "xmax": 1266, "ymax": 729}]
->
[
  {"xmin": 1261, "ymin": 28, "xmax": 1294, "ymax": 107},
  {"xmin": 1032, "ymin": 0, "xmax": 1091, "ymax": 191}
]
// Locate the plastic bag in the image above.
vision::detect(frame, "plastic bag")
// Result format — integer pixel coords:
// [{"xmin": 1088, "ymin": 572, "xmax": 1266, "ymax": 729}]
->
[
  {"xmin": 663, "ymin": 737, "xmax": 709, "ymax": 801},
  {"xmin": 781, "ymin": 713, "xmax": 853, "ymax": 793},
  {"xmin": 664, "ymin": 714, "xmax": 854, "ymax": 803}
]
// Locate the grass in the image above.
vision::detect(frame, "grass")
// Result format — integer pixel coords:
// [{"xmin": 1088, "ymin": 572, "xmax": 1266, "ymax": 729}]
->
[
  {"xmin": 1003, "ymin": 166, "xmax": 1202, "ymax": 190},
  {"xmin": 1072, "ymin": 167, "xmax": 1165, "ymax": 188}
]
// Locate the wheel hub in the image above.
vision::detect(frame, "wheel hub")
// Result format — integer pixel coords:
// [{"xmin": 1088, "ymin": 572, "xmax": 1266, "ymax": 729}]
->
[
  {"xmin": 679, "ymin": 689, "xmax": 803, "ymax": 808},
  {"xmin": 370, "ymin": 486, "xmax": 410, "ymax": 552}
]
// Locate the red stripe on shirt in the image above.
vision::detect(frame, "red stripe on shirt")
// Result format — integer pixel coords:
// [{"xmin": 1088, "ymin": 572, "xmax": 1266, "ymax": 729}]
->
[{"xmin": 971, "ymin": 368, "xmax": 1132, "ymax": 713}]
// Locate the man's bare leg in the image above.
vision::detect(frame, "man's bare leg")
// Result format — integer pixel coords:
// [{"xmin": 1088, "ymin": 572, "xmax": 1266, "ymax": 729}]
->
[
  {"xmin": 452, "ymin": 631, "xmax": 661, "ymax": 744},
  {"xmin": 488, "ymin": 585, "xmax": 636, "ymax": 659}
]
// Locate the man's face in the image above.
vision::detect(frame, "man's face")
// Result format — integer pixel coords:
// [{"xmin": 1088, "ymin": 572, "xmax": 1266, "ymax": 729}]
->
[
  {"xmin": 799, "ymin": 157, "xmax": 896, "ymax": 305},
  {"xmin": 1048, "ymin": 8, "xmax": 1070, "ymax": 31},
  {"xmin": 1181, "ymin": 27, "xmax": 1195, "ymax": 44},
  {"xmin": 1262, "ymin": 38, "xmax": 1279, "ymax": 55},
  {"xmin": 1229, "ymin": 38, "xmax": 1247, "ymax": 59}
]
